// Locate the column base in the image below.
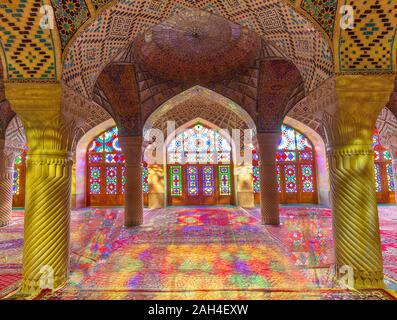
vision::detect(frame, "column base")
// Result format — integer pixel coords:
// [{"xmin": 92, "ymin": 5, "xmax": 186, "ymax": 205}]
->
[
  {"xmin": 334, "ymin": 265, "xmax": 384, "ymax": 289},
  {"xmin": 0, "ymin": 217, "xmax": 11, "ymax": 228},
  {"xmin": 20, "ymin": 273, "xmax": 68, "ymax": 295},
  {"xmin": 262, "ymin": 216, "xmax": 280, "ymax": 226},
  {"xmin": 124, "ymin": 214, "xmax": 143, "ymax": 227}
]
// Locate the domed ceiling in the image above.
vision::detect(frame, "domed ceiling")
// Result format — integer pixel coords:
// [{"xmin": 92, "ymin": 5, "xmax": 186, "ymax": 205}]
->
[{"xmin": 133, "ymin": 9, "xmax": 261, "ymax": 84}]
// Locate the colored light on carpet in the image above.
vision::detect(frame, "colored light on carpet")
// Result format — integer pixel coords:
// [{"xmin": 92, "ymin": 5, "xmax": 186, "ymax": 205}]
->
[{"xmin": 1, "ymin": 206, "xmax": 397, "ymax": 300}]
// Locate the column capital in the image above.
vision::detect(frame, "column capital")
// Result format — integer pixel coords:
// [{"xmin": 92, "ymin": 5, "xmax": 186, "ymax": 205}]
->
[
  {"xmin": 118, "ymin": 135, "xmax": 143, "ymax": 165},
  {"xmin": 256, "ymin": 131, "xmax": 281, "ymax": 147},
  {"xmin": 118, "ymin": 135, "xmax": 143, "ymax": 148},
  {"xmin": 4, "ymin": 82, "xmax": 62, "ymax": 116},
  {"xmin": 334, "ymin": 74, "xmax": 395, "ymax": 94},
  {"xmin": 323, "ymin": 74, "xmax": 395, "ymax": 148}
]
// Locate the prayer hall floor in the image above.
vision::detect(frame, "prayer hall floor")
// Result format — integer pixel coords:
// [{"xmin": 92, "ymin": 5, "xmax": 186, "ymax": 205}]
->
[{"xmin": 0, "ymin": 206, "xmax": 396, "ymax": 300}]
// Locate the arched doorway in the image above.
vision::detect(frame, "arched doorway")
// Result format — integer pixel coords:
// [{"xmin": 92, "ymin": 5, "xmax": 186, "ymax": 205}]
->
[
  {"xmin": 253, "ymin": 124, "xmax": 317, "ymax": 204},
  {"xmin": 86, "ymin": 126, "xmax": 149, "ymax": 207},
  {"xmin": 166, "ymin": 122, "xmax": 234, "ymax": 206}
]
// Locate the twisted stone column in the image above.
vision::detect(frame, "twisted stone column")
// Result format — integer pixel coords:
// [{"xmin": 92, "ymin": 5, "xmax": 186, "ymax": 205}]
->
[
  {"xmin": 5, "ymin": 82, "xmax": 73, "ymax": 294},
  {"xmin": 257, "ymin": 132, "xmax": 280, "ymax": 225},
  {"xmin": 324, "ymin": 75, "xmax": 395, "ymax": 288},
  {"xmin": 21, "ymin": 152, "xmax": 72, "ymax": 293},
  {"xmin": 0, "ymin": 141, "xmax": 20, "ymax": 227},
  {"xmin": 119, "ymin": 136, "xmax": 143, "ymax": 227},
  {"xmin": 328, "ymin": 145, "xmax": 383, "ymax": 288}
]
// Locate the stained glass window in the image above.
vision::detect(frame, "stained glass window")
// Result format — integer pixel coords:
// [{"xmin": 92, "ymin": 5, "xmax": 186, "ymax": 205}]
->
[
  {"xmin": 301, "ymin": 165, "xmax": 314, "ymax": 193},
  {"xmin": 89, "ymin": 167, "xmax": 101, "ymax": 194},
  {"xmin": 253, "ymin": 166, "xmax": 260, "ymax": 193},
  {"xmin": 12, "ymin": 168, "xmax": 20, "ymax": 195},
  {"xmin": 276, "ymin": 151, "xmax": 296, "ymax": 162},
  {"xmin": 14, "ymin": 155, "xmax": 22, "ymax": 165},
  {"xmin": 203, "ymin": 166, "xmax": 215, "ymax": 196},
  {"xmin": 121, "ymin": 166, "xmax": 126, "ymax": 194},
  {"xmin": 187, "ymin": 166, "xmax": 199, "ymax": 196},
  {"xmin": 170, "ymin": 166, "xmax": 183, "ymax": 196},
  {"xmin": 372, "ymin": 128, "xmax": 395, "ymax": 201},
  {"xmin": 106, "ymin": 167, "xmax": 118, "ymax": 195},
  {"xmin": 284, "ymin": 165, "xmax": 297, "ymax": 193},
  {"xmin": 218, "ymin": 165, "xmax": 231, "ymax": 196},
  {"xmin": 167, "ymin": 123, "xmax": 231, "ymax": 164},
  {"xmin": 87, "ymin": 126, "xmax": 148, "ymax": 206},
  {"xmin": 142, "ymin": 165, "xmax": 149, "ymax": 193},
  {"xmin": 253, "ymin": 125, "xmax": 316, "ymax": 202},
  {"xmin": 12, "ymin": 149, "xmax": 27, "ymax": 207},
  {"xmin": 386, "ymin": 164, "xmax": 395, "ymax": 192}
]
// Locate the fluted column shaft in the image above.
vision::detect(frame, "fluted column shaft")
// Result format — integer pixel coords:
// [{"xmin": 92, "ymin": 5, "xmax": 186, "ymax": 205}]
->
[
  {"xmin": 0, "ymin": 141, "xmax": 20, "ymax": 227},
  {"xmin": 325, "ymin": 75, "xmax": 395, "ymax": 288},
  {"xmin": 119, "ymin": 136, "xmax": 143, "ymax": 227},
  {"xmin": 22, "ymin": 152, "xmax": 72, "ymax": 293},
  {"xmin": 328, "ymin": 145, "xmax": 383, "ymax": 287},
  {"xmin": 5, "ymin": 82, "xmax": 73, "ymax": 294},
  {"xmin": 257, "ymin": 132, "xmax": 280, "ymax": 225}
]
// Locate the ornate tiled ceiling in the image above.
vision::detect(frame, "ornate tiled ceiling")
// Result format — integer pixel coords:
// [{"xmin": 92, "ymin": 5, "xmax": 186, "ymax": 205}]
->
[
  {"xmin": 61, "ymin": 0, "xmax": 335, "ymax": 97},
  {"xmin": 112, "ymin": 35, "xmax": 294, "ymax": 125},
  {"xmin": 133, "ymin": 9, "xmax": 261, "ymax": 84}
]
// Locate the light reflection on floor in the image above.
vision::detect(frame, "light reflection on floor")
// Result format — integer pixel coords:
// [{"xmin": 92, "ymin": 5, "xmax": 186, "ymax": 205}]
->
[{"xmin": 0, "ymin": 206, "xmax": 396, "ymax": 300}]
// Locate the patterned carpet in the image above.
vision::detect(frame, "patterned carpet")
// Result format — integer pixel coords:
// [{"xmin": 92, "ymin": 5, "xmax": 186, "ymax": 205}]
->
[
  {"xmin": 0, "ymin": 206, "xmax": 396, "ymax": 300},
  {"xmin": 248, "ymin": 205, "xmax": 397, "ymax": 283}
]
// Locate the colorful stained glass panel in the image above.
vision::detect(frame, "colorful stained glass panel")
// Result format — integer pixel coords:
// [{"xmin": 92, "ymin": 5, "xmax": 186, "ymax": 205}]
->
[
  {"xmin": 88, "ymin": 154, "xmax": 102, "ymax": 163},
  {"xmin": 12, "ymin": 168, "xmax": 20, "ymax": 195},
  {"xmin": 14, "ymin": 155, "xmax": 22, "ymax": 165},
  {"xmin": 202, "ymin": 166, "xmax": 214, "ymax": 196},
  {"xmin": 142, "ymin": 166, "xmax": 149, "ymax": 193},
  {"xmin": 170, "ymin": 166, "xmax": 182, "ymax": 197},
  {"xmin": 121, "ymin": 166, "xmax": 126, "ymax": 194},
  {"xmin": 278, "ymin": 125, "xmax": 296, "ymax": 150},
  {"xmin": 301, "ymin": 165, "xmax": 314, "ymax": 193},
  {"xmin": 276, "ymin": 151, "xmax": 296, "ymax": 162},
  {"xmin": 187, "ymin": 166, "xmax": 199, "ymax": 196},
  {"xmin": 167, "ymin": 123, "xmax": 231, "ymax": 164},
  {"xmin": 219, "ymin": 165, "xmax": 231, "ymax": 196},
  {"xmin": 106, "ymin": 167, "xmax": 118, "ymax": 195},
  {"xmin": 383, "ymin": 150, "xmax": 392, "ymax": 161},
  {"xmin": 299, "ymin": 151, "xmax": 313, "ymax": 161},
  {"xmin": 386, "ymin": 164, "xmax": 395, "ymax": 192},
  {"xmin": 284, "ymin": 165, "xmax": 297, "ymax": 193},
  {"xmin": 253, "ymin": 166, "xmax": 260, "ymax": 193},
  {"xmin": 296, "ymin": 131, "xmax": 312, "ymax": 151},
  {"xmin": 105, "ymin": 153, "xmax": 125, "ymax": 164},
  {"xmin": 89, "ymin": 167, "xmax": 101, "ymax": 194}
]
